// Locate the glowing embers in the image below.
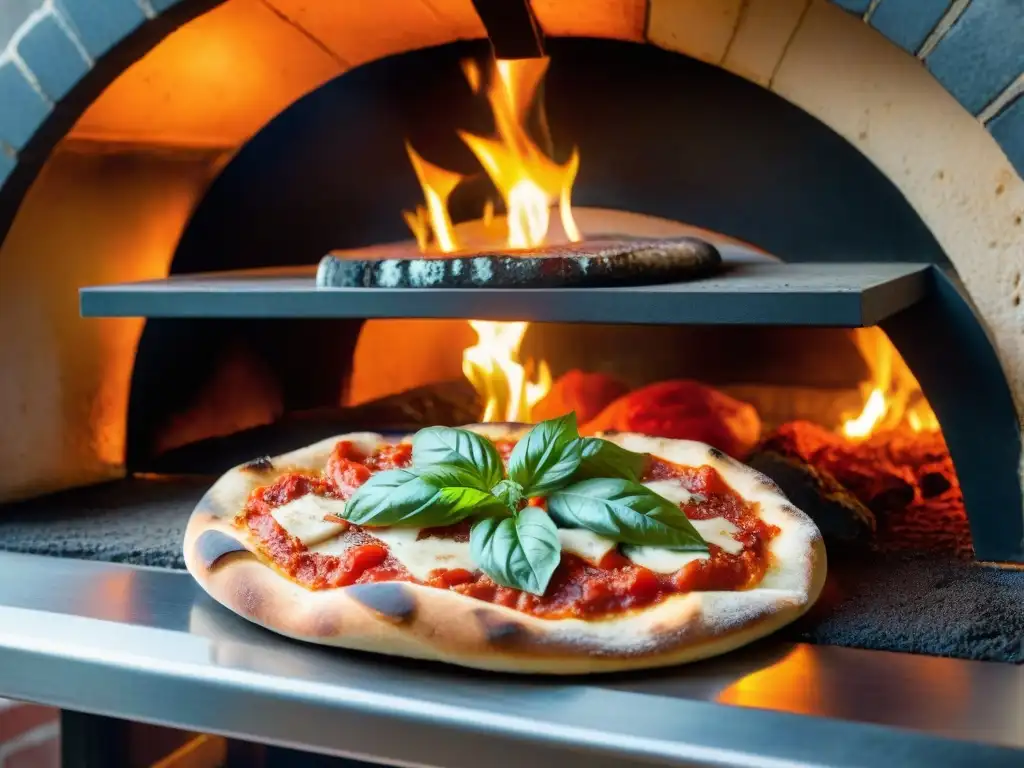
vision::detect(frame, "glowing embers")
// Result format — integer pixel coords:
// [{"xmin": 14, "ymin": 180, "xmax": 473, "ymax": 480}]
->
[{"xmin": 761, "ymin": 421, "xmax": 969, "ymax": 558}]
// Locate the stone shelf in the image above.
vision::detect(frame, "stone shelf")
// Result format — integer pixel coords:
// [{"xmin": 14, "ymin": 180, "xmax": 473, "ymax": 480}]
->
[{"xmin": 79, "ymin": 262, "xmax": 931, "ymax": 327}]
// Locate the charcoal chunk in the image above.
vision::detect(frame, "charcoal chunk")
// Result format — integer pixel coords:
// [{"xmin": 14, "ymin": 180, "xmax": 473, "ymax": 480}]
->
[
  {"xmin": 869, "ymin": 482, "xmax": 916, "ymax": 514},
  {"xmin": 316, "ymin": 237, "xmax": 721, "ymax": 289},
  {"xmin": 748, "ymin": 450, "xmax": 876, "ymax": 548},
  {"xmin": 920, "ymin": 471, "xmax": 952, "ymax": 498}
]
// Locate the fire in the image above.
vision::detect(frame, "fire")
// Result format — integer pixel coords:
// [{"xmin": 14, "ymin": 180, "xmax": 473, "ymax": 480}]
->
[
  {"xmin": 841, "ymin": 327, "xmax": 940, "ymax": 439},
  {"xmin": 457, "ymin": 58, "xmax": 581, "ymax": 248},
  {"xmin": 462, "ymin": 321, "xmax": 552, "ymax": 422},
  {"xmin": 403, "ymin": 56, "xmax": 579, "ymax": 421}
]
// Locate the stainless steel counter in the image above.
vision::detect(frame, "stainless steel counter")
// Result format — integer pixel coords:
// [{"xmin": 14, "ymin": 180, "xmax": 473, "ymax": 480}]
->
[{"xmin": 0, "ymin": 551, "xmax": 1021, "ymax": 767}]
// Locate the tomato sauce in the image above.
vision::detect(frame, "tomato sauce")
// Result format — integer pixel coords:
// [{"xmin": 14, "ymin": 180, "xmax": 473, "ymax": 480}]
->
[{"xmin": 238, "ymin": 438, "xmax": 778, "ymax": 619}]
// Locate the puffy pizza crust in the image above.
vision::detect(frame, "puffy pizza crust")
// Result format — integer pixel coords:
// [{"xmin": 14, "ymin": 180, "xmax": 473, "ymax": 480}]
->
[{"xmin": 183, "ymin": 426, "xmax": 826, "ymax": 674}]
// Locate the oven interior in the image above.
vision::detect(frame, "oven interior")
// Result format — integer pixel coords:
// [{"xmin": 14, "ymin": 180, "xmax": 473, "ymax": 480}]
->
[{"xmin": 1, "ymin": 35, "xmax": 1023, "ymax": 671}]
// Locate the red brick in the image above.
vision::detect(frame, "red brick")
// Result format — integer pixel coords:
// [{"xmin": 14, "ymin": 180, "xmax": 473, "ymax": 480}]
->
[
  {"xmin": 6, "ymin": 734, "xmax": 60, "ymax": 768},
  {"xmin": 0, "ymin": 703, "xmax": 59, "ymax": 744}
]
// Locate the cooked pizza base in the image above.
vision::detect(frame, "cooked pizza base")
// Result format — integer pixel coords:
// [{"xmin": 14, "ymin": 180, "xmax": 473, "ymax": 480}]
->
[{"xmin": 183, "ymin": 425, "xmax": 827, "ymax": 674}]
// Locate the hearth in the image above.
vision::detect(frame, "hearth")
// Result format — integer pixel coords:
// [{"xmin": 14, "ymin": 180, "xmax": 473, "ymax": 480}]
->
[{"xmin": 1, "ymin": 0, "xmax": 1022, "ymax": 766}]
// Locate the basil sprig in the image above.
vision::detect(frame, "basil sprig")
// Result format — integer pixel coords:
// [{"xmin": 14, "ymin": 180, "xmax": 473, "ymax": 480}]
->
[{"xmin": 340, "ymin": 412, "xmax": 707, "ymax": 596}]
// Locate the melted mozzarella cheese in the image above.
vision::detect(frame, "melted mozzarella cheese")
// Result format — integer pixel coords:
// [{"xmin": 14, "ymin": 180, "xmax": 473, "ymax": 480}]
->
[
  {"xmin": 369, "ymin": 528, "xmax": 476, "ymax": 580},
  {"xmin": 308, "ymin": 532, "xmax": 358, "ymax": 556},
  {"xmin": 557, "ymin": 528, "xmax": 618, "ymax": 566},
  {"xmin": 620, "ymin": 506, "xmax": 744, "ymax": 572},
  {"xmin": 691, "ymin": 516, "xmax": 744, "ymax": 555},
  {"xmin": 622, "ymin": 546, "xmax": 710, "ymax": 574},
  {"xmin": 642, "ymin": 479, "xmax": 703, "ymax": 507},
  {"xmin": 270, "ymin": 495, "xmax": 348, "ymax": 546},
  {"xmin": 640, "ymin": 479, "xmax": 744, "ymax": 556}
]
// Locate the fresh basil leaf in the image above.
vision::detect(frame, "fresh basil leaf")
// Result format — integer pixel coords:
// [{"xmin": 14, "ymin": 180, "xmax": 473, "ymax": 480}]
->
[
  {"xmin": 411, "ymin": 426, "xmax": 504, "ymax": 490},
  {"xmin": 491, "ymin": 478, "xmax": 525, "ymax": 512},
  {"xmin": 575, "ymin": 437, "xmax": 648, "ymax": 482},
  {"xmin": 416, "ymin": 464, "xmax": 495, "ymax": 490},
  {"xmin": 343, "ymin": 467, "xmax": 503, "ymax": 527},
  {"xmin": 470, "ymin": 507, "xmax": 561, "ymax": 596},
  {"xmin": 548, "ymin": 478, "xmax": 708, "ymax": 550},
  {"xmin": 508, "ymin": 412, "xmax": 584, "ymax": 496}
]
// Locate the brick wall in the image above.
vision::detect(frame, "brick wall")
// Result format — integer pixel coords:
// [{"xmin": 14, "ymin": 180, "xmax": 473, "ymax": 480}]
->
[{"xmin": 0, "ymin": 700, "xmax": 59, "ymax": 768}]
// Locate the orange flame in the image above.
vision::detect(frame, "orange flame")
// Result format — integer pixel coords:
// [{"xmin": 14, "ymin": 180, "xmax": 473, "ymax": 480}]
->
[
  {"xmin": 457, "ymin": 58, "xmax": 580, "ymax": 249},
  {"xmin": 462, "ymin": 321, "xmax": 552, "ymax": 422},
  {"xmin": 404, "ymin": 144, "xmax": 462, "ymax": 254},
  {"xmin": 403, "ymin": 57, "xmax": 577, "ymax": 422},
  {"xmin": 841, "ymin": 327, "xmax": 939, "ymax": 439}
]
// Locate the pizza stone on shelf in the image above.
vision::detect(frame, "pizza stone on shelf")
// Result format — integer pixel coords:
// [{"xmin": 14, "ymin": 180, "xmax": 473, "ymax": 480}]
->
[{"xmin": 184, "ymin": 417, "xmax": 825, "ymax": 674}]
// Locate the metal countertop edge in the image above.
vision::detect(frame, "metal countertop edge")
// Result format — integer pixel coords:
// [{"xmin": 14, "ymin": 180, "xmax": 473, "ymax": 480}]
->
[
  {"xmin": 0, "ymin": 552, "xmax": 1020, "ymax": 767},
  {"xmin": 1, "ymin": 630, "xmax": 1018, "ymax": 768}
]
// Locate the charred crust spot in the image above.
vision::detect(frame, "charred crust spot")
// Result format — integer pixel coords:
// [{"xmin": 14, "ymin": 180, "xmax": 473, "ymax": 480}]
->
[
  {"xmin": 707, "ymin": 447, "xmax": 725, "ymax": 461},
  {"xmin": 759, "ymin": 475, "xmax": 782, "ymax": 493},
  {"xmin": 475, "ymin": 610, "xmax": 530, "ymax": 648},
  {"xmin": 238, "ymin": 582, "xmax": 266, "ymax": 618},
  {"xmin": 348, "ymin": 583, "xmax": 417, "ymax": 624},
  {"xmin": 196, "ymin": 530, "xmax": 250, "ymax": 571},
  {"xmin": 242, "ymin": 456, "xmax": 275, "ymax": 473},
  {"xmin": 311, "ymin": 614, "xmax": 342, "ymax": 637}
]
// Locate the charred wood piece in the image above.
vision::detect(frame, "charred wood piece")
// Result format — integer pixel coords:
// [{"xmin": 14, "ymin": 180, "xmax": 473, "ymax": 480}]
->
[{"xmin": 747, "ymin": 450, "xmax": 876, "ymax": 548}]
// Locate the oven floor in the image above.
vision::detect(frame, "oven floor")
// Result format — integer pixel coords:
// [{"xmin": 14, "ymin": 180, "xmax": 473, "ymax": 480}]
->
[{"xmin": 1, "ymin": 476, "xmax": 1021, "ymax": 664}]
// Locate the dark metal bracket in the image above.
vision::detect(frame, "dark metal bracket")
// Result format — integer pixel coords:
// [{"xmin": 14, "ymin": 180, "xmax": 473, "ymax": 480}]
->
[
  {"xmin": 471, "ymin": 0, "xmax": 546, "ymax": 60},
  {"xmin": 60, "ymin": 711, "xmax": 130, "ymax": 768},
  {"xmin": 881, "ymin": 267, "xmax": 1024, "ymax": 562}
]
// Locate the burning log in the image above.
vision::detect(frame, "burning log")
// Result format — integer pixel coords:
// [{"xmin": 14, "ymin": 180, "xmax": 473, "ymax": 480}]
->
[
  {"xmin": 746, "ymin": 450, "xmax": 876, "ymax": 548},
  {"xmin": 756, "ymin": 421, "xmax": 971, "ymax": 558}
]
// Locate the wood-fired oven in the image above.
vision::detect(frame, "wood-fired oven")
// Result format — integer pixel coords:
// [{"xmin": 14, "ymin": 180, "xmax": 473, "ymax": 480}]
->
[{"xmin": 0, "ymin": 1, "xmax": 1022, "ymax": 766}]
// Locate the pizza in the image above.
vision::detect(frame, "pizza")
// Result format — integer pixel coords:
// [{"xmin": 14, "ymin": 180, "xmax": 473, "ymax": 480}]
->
[{"xmin": 184, "ymin": 414, "xmax": 825, "ymax": 674}]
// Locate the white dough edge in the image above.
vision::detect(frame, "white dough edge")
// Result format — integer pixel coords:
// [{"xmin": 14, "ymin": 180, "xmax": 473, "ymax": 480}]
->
[{"xmin": 183, "ymin": 426, "xmax": 827, "ymax": 674}]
